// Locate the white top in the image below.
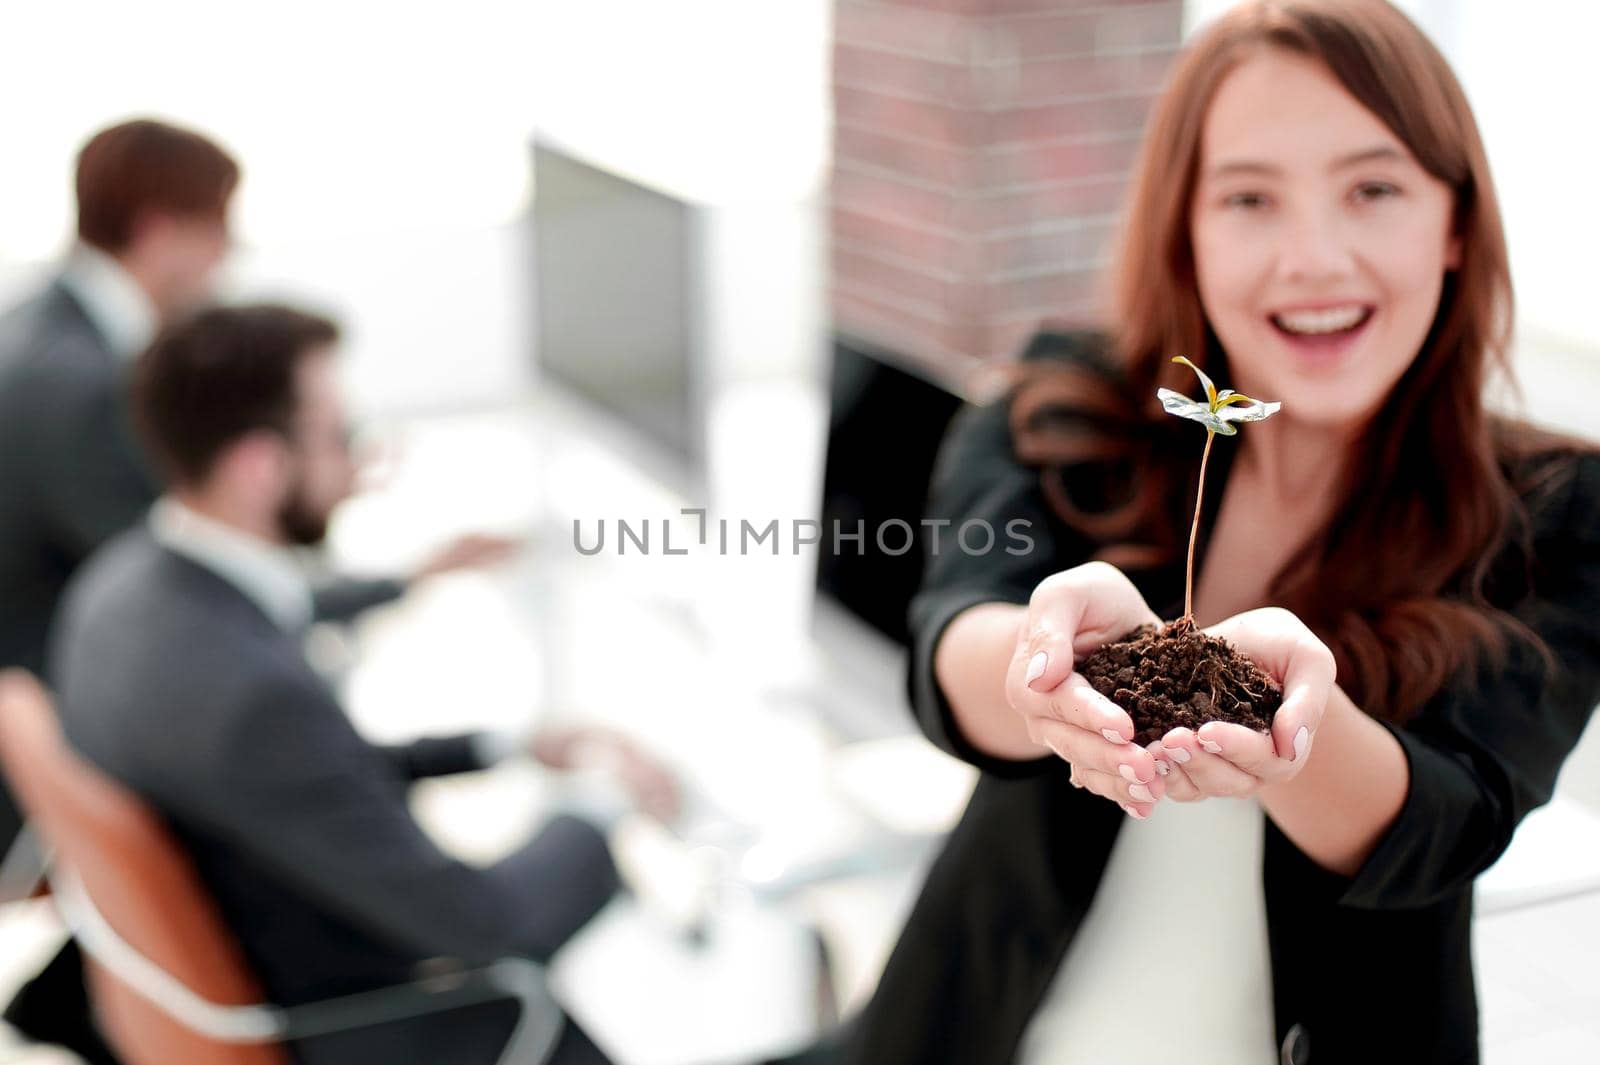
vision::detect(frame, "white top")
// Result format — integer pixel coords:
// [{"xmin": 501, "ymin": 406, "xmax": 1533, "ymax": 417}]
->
[
  {"xmin": 57, "ymin": 243, "xmax": 158, "ymax": 362},
  {"xmin": 1016, "ymin": 796, "xmax": 1277, "ymax": 1065}
]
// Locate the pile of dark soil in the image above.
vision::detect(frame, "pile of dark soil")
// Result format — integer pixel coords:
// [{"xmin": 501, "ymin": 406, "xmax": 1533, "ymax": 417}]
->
[{"xmin": 1078, "ymin": 617, "xmax": 1281, "ymax": 746}]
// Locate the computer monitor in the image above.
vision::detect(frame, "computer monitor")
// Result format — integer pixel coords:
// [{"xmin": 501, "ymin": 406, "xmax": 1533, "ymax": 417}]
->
[
  {"xmin": 815, "ymin": 337, "xmax": 964, "ymax": 645},
  {"xmin": 530, "ymin": 139, "xmax": 706, "ymax": 490}
]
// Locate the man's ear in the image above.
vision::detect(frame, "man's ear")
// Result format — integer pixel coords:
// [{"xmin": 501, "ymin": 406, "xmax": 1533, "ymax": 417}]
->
[
  {"xmin": 123, "ymin": 208, "xmax": 180, "ymax": 256},
  {"xmin": 214, "ymin": 430, "xmax": 291, "ymax": 497}
]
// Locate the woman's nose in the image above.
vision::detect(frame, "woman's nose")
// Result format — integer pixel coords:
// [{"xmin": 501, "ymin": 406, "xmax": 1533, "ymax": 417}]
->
[{"xmin": 1278, "ymin": 207, "xmax": 1355, "ymax": 283}]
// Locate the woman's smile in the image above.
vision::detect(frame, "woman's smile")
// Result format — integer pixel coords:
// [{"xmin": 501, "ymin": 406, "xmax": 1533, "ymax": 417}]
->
[{"xmin": 1265, "ymin": 301, "xmax": 1378, "ymax": 373}]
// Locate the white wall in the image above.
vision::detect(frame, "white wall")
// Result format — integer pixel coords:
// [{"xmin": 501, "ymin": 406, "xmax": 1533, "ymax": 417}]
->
[
  {"xmin": 0, "ymin": 1, "xmax": 834, "ymax": 418},
  {"xmin": 524, "ymin": 1, "xmax": 830, "ymax": 207},
  {"xmin": 0, "ymin": 6, "xmax": 510, "ymax": 414},
  {"xmin": 0, "ymin": 1, "xmax": 546, "ymax": 415}
]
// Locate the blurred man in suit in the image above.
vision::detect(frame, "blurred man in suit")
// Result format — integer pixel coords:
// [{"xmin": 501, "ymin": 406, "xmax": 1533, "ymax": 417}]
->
[
  {"xmin": 52, "ymin": 305, "xmax": 674, "ymax": 1064},
  {"xmin": 0, "ymin": 119, "xmax": 236, "ymax": 681},
  {"xmin": 0, "ymin": 120, "xmax": 533, "ymax": 1060}
]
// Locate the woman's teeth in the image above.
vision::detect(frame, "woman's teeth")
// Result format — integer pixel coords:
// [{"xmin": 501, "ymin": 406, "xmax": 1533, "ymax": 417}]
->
[{"xmin": 1270, "ymin": 305, "xmax": 1372, "ymax": 335}]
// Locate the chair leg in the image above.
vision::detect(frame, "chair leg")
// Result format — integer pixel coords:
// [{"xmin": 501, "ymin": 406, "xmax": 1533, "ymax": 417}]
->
[{"xmin": 487, "ymin": 959, "xmax": 566, "ymax": 1065}]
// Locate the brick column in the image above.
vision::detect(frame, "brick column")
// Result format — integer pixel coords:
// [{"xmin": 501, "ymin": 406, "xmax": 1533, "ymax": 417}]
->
[{"xmin": 830, "ymin": 0, "xmax": 1186, "ymax": 379}]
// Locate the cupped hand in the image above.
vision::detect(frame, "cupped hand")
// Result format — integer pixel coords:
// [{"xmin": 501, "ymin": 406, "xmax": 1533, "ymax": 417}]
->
[
  {"xmin": 1006, "ymin": 562, "xmax": 1168, "ymax": 819},
  {"xmin": 1155, "ymin": 607, "xmax": 1336, "ymax": 802}
]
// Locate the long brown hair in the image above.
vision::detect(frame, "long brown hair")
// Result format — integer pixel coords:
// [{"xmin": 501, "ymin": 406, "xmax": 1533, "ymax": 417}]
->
[{"xmin": 1009, "ymin": 0, "xmax": 1591, "ymax": 722}]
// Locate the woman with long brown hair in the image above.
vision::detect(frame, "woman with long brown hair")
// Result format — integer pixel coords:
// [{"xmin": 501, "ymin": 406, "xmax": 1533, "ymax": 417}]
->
[{"xmin": 843, "ymin": 2, "xmax": 1600, "ymax": 1063}]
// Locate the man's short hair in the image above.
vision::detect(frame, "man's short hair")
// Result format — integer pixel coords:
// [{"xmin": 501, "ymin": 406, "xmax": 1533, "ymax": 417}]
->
[
  {"xmin": 76, "ymin": 119, "xmax": 240, "ymax": 253},
  {"xmin": 132, "ymin": 305, "xmax": 340, "ymax": 487}
]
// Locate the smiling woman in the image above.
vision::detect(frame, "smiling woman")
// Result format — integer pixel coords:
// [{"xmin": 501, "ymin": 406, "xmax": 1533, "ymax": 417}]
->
[
  {"xmin": 1015, "ymin": 0, "xmax": 1557, "ymax": 730},
  {"xmin": 841, "ymin": 2, "xmax": 1600, "ymax": 1064},
  {"xmin": 1189, "ymin": 52, "xmax": 1463, "ymax": 428}
]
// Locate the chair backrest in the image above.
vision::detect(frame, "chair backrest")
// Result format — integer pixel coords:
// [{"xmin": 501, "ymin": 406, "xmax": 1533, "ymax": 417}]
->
[{"xmin": 0, "ymin": 669, "xmax": 290, "ymax": 1065}]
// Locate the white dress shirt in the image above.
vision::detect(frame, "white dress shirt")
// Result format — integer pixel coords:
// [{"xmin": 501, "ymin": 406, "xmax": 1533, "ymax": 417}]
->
[
  {"xmin": 56, "ymin": 243, "xmax": 159, "ymax": 362},
  {"xmin": 149, "ymin": 498, "xmax": 313, "ymax": 633},
  {"xmin": 1016, "ymin": 796, "xmax": 1278, "ymax": 1065}
]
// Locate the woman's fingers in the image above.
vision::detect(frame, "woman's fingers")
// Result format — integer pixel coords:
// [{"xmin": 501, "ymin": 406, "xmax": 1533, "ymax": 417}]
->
[
  {"xmin": 1155, "ymin": 733, "xmax": 1202, "ymax": 802},
  {"xmin": 1148, "ymin": 740, "xmax": 1200, "ymax": 803},
  {"xmin": 1070, "ymin": 763, "xmax": 1165, "ymax": 818},
  {"xmin": 1201, "ymin": 606, "xmax": 1336, "ymax": 775},
  {"xmin": 1209, "ymin": 604, "xmax": 1337, "ymax": 764},
  {"xmin": 1034, "ymin": 716, "xmax": 1158, "ymax": 785},
  {"xmin": 1052, "ymin": 672, "xmax": 1138, "ymax": 744},
  {"xmin": 1194, "ymin": 721, "xmax": 1285, "ymax": 781},
  {"xmin": 1060, "ymin": 561, "xmax": 1163, "ymax": 650},
  {"xmin": 1008, "ymin": 612, "xmax": 1077, "ymax": 701},
  {"xmin": 1013, "ymin": 562, "xmax": 1161, "ymax": 703},
  {"xmin": 1145, "ymin": 739, "xmax": 1170, "ymax": 778},
  {"xmin": 1204, "ymin": 607, "xmax": 1300, "ymax": 682},
  {"xmin": 1269, "ymin": 640, "xmax": 1336, "ymax": 764},
  {"xmin": 1158, "ymin": 727, "xmax": 1257, "ymax": 798},
  {"xmin": 1007, "ymin": 562, "xmax": 1161, "ymax": 763}
]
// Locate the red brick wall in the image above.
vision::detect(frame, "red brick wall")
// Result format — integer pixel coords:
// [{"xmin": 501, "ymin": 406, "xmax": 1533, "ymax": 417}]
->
[{"xmin": 830, "ymin": 0, "xmax": 1186, "ymax": 379}]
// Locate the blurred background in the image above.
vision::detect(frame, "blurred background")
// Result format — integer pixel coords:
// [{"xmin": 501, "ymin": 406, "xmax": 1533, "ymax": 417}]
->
[{"xmin": 2, "ymin": 1, "xmax": 1597, "ymax": 1062}]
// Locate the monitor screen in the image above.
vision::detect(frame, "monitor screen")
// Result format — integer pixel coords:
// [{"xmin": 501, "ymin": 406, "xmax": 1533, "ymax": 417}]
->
[
  {"xmin": 531, "ymin": 140, "xmax": 704, "ymax": 479},
  {"xmin": 815, "ymin": 338, "xmax": 964, "ymax": 645}
]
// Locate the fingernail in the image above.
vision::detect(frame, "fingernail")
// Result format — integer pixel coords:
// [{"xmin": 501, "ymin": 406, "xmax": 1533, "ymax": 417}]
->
[
  {"xmin": 1162, "ymin": 745, "xmax": 1192, "ymax": 765},
  {"xmin": 1199, "ymin": 739, "xmax": 1223, "ymax": 754},
  {"xmin": 1154, "ymin": 760, "xmax": 1170, "ymax": 776},
  {"xmin": 1118, "ymin": 763, "xmax": 1150, "ymax": 785},
  {"xmin": 1128, "ymin": 783, "xmax": 1154, "ymax": 803},
  {"xmin": 1101, "ymin": 728, "xmax": 1127, "ymax": 745},
  {"xmin": 1292, "ymin": 726, "xmax": 1310, "ymax": 763},
  {"xmin": 1119, "ymin": 803, "xmax": 1147, "ymax": 820},
  {"xmin": 1025, "ymin": 651, "xmax": 1048, "ymax": 689}
]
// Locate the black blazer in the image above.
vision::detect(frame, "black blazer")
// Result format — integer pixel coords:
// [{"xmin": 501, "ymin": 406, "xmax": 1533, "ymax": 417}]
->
[
  {"xmin": 52, "ymin": 531, "xmax": 619, "ymax": 1065},
  {"xmin": 844, "ymin": 334, "xmax": 1600, "ymax": 1065}
]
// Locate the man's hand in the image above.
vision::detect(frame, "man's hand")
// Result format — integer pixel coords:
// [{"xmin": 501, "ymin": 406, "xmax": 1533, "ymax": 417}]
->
[
  {"xmin": 413, "ymin": 533, "xmax": 523, "ymax": 582},
  {"xmin": 530, "ymin": 727, "xmax": 681, "ymax": 823}
]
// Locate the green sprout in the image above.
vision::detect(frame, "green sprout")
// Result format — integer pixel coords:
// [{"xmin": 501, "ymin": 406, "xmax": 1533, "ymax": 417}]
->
[{"xmin": 1159, "ymin": 356, "xmax": 1281, "ymax": 623}]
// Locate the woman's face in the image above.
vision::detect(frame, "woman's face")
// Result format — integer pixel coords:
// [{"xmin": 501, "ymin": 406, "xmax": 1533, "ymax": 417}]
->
[{"xmin": 1188, "ymin": 49, "xmax": 1462, "ymax": 430}]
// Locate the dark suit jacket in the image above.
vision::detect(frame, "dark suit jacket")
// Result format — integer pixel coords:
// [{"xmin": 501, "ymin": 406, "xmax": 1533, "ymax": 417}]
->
[
  {"xmin": 0, "ymin": 279, "xmax": 403, "ymax": 860},
  {"xmin": 52, "ymin": 530, "xmax": 619, "ymax": 1065},
  {"xmin": 844, "ymin": 332, "xmax": 1600, "ymax": 1065},
  {"xmin": 0, "ymin": 281, "xmax": 155, "ymax": 680}
]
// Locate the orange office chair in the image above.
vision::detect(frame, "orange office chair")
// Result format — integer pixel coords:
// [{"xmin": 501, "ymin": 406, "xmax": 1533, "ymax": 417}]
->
[{"xmin": 0, "ymin": 669, "xmax": 562, "ymax": 1065}]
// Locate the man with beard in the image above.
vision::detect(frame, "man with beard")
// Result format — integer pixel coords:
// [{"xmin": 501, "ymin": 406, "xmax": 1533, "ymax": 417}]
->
[{"xmin": 47, "ymin": 305, "xmax": 673, "ymax": 1065}]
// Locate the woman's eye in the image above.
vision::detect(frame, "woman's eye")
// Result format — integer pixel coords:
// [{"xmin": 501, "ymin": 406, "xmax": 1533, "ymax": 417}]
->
[
  {"xmin": 1354, "ymin": 181, "xmax": 1399, "ymax": 203},
  {"xmin": 1223, "ymin": 192, "xmax": 1268, "ymax": 210}
]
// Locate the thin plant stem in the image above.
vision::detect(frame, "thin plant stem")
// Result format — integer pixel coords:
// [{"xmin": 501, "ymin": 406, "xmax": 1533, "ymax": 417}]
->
[{"xmin": 1184, "ymin": 430, "xmax": 1215, "ymax": 622}]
